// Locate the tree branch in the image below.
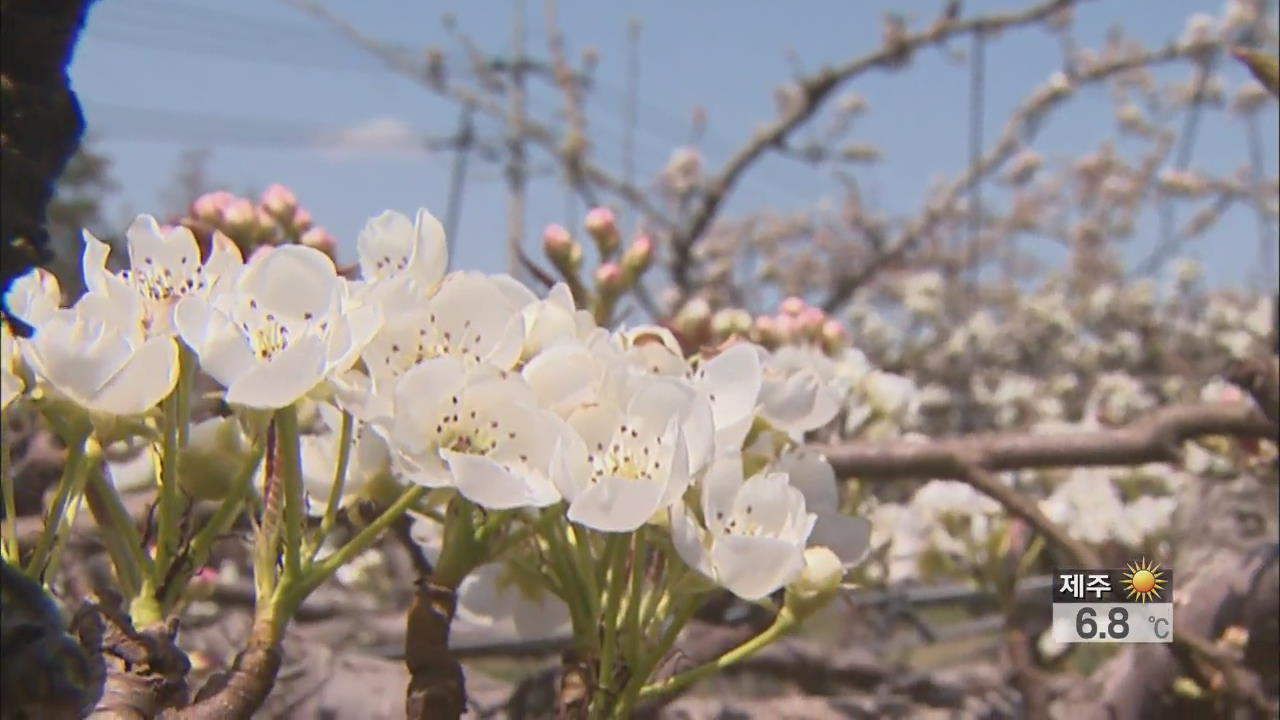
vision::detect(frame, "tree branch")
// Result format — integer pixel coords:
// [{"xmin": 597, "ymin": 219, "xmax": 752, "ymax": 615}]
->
[{"xmin": 818, "ymin": 401, "xmax": 1274, "ymax": 479}]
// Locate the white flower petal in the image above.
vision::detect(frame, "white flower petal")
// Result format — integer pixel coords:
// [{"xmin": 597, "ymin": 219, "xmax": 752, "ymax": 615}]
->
[
  {"xmin": 224, "ymin": 334, "xmax": 328, "ymax": 408},
  {"xmin": 809, "ymin": 514, "xmax": 872, "ymax": 568},
  {"xmin": 88, "ymin": 335, "xmax": 179, "ymax": 415},
  {"xmin": 567, "ymin": 475, "xmax": 666, "ymax": 532},
  {"xmin": 711, "ymin": 534, "xmax": 806, "ymax": 601}
]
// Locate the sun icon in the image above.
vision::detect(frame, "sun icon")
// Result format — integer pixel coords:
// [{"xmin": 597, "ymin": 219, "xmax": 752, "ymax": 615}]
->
[{"xmin": 1122, "ymin": 559, "xmax": 1167, "ymax": 603}]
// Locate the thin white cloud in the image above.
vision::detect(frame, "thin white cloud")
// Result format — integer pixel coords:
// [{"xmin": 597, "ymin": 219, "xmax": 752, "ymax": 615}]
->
[{"xmin": 315, "ymin": 115, "xmax": 423, "ymax": 156}]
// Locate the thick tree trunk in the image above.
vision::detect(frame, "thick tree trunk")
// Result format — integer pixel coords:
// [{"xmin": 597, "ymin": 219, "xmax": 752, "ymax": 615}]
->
[{"xmin": 0, "ymin": 0, "xmax": 93, "ymax": 333}]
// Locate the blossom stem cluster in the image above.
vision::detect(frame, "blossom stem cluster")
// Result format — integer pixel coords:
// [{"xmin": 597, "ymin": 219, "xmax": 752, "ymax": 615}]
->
[{"xmin": 0, "ymin": 203, "xmax": 876, "ymax": 715}]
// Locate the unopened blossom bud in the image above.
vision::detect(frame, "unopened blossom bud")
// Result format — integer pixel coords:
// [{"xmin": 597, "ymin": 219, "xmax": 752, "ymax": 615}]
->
[
  {"xmin": 786, "ymin": 546, "xmax": 844, "ymax": 616},
  {"xmin": 1158, "ymin": 169, "xmax": 1209, "ymax": 197},
  {"xmin": 1045, "ymin": 71, "xmax": 1074, "ymax": 99},
  {"xmin": 594, "ymin": 262, "xmax": 626, "ymax": 296},
  {"xmin": 260, "ymin": 183, "xmax": 298, "ymax": 219},
  {"xmin": 255, "ymin": 207, "xmax": 278, "ymax": 235},
  {"xmin": 820, "ymin": 319, "xmax": 848, "ymax": 353},
  {"xmin": 780, "ymin": 296, "xmax": 806, "ymax": 316},
  {"xmin": 543, "ymin": 224, "xmax": 574, "ymax": 260},
  {"xmin": 620, "ymin": 235, "xmax": 653, "ymax": 281},
  {"xmin": 710, "ymin": 308, "xmax": 752, "ymax": 339},
  {"xmin": 300, "ymin": 226, "xmax": 337, "ymax": 255},
  {"xmin": 224, "ymin": 197, "xmax": 256, "ymax": 228},
  {"xmin": 754, "ymin": 315, "xmax": 781, "ymax": 345},
  {"xmin": 798, "ymin": 307, "xmax": 825, "ymax": 337},
  {"xmin": 583, "ymin": 207, "xmax": 621, "ymax": 259},
  {"xmin": 673, "ymin": 297, "xmax": 712, "ymax": 338},
  {"xmin": 774, "ymin": 313, "xmax": 800, "ymax": 344},
  {"xmin": 292, "ymin": 207, "xmax": 314, "ymax": 233},
  {"xmin": 192, "ymin": 191, "xmax": 235, "ymax": 222}
]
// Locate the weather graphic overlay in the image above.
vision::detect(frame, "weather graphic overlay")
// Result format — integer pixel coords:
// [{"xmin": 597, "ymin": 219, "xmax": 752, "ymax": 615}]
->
[
  {"xmin": 1051, "ymin": 560, "xmax": 1174, "ymax": 643},
  {"xmin": 1121, "ymin": 559, "xmax": 1168, "ymax": 604}
]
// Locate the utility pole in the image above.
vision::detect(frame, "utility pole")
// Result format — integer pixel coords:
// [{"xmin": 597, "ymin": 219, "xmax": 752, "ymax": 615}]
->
[
  {"xmin": 505, "ymin": 0, "xmax": 529, "ymax": 281},
  {"xmin": 442, "ymin": 105, "xmax": 474, "ymax": 265}
]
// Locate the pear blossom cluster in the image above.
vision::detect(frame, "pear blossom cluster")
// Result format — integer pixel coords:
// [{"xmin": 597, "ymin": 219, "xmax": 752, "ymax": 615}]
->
[
  {"xmin": 183, "ymin": 185, "xmax": 338, "ymax": 262},
  {"xmin": 2, "ymin": 205, "xmax": 872, "ymax": 606}
]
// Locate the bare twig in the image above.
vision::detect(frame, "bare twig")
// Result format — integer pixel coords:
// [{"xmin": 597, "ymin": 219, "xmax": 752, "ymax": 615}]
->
[
  {"xmin": 669, "ymin": 0, "xmax": 1080, "ymax": 297},
  {"xmin": 823, "ymin": 37, "xmax": 1197, "ymax": 312}
]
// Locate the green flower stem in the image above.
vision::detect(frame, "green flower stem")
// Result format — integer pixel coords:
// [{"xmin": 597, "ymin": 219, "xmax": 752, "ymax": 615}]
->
[
  {"xmin": 636, "ymin": 606, "xmax": 799, "ymax": 703},
  {"xmin": 155, "ymin": 386, "xmax": 184, "ymax": 579},
  {"xmin": 623, "ymin": 529, "xmax": 647, "ymax": 666},
  {"xmin": 274, "ymin": 405, "xmax": 305, "ymax": 583},
  {"xmin": 43, "ymin": 436, "xmax": 103, "ymax": 585},
  {"xmin": 176, "ymin": 344, "xmax": 195, "ymax": 447},
  {"xmin": 613, "ymin": 594, "xmax": 701, "ymax": 718},
  {"xmin": 571, "ymin": 522, "xmax": 602, "ymax": 614},
  {"xmin": 284, "ymin": 484, "xmax": 427, "ymax": 610},
  {"xmin": 254, "ymin": 422, "xmax": 283, "ymax": 602},
  {"xmin": 163, "ymin": 443, "xmax": 266, "ymax": 611},
  {"xmin": 25, "ymin": 431, "xmax": 94, "ymax": 580},
  {"xmin": 311, "ymin": 409, "xmax": 353, "ymax": 562},
  {"xmin": 541, "ymin": 513, "xmax": 596, "ymax": 638},
  {"xmin": 83, "ymin": 465, "xmax": 149, "ymax": 600},
  {"xmin": 1, "ymin": 421, "xmax": 18, "ymax": 564},
  {"xmin": 593, "ymin": 534, "xmax": 631, "ymax": 719},
  {"xmin": 638, "ymin": 556, "xmax": 673, "ymax": 638}
]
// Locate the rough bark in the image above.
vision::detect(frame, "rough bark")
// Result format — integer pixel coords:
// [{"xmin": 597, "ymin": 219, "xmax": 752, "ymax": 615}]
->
[
  {"xmin": 0, "ymin": 0, "xmax": 94, "ymax": 333},
  {"xmin": 405, "ymin": 578, "xmax": 466, "ymax": 719}
]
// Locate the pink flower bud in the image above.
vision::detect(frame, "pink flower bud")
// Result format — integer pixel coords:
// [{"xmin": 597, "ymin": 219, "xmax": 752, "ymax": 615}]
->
[
  {"xmin": 292, "ymin": 207, "xmax": 314, "ymax": 233},
  {"xmin": 820, "ymin": 319, "xmax": 848, "ymax": 353},
  {"xmin": 799, "ymin": 306, "xmax": 826, "ymax": 335},
  {"xmin": 260, "ymin": 183, "xmax": 298, "ymax": 218},
  {"xmin": 255, "ymin": 206, "xmax": 278, "ymax": 233},
  {"xmin": 621, "ymin": 235, "xmax": 653, "ymax": 279},
  {"xmin": 754, "ymin": 315, "xmax": 780, "ymax": 345},
  {"xmin": 224, "ymin": 198, "xmax": 256, "ymax": 228},
  {"xmin": 192, "ymin": 191, "xmax": 235, "ymax": 222},
  {"xmin": 544, "ymin": 224, "xmax": 573, "ymax": 255},
  {"xmin": 595, "ymin": 262, "xmax": 625, "ymax": 295},
  {"xmin": 300, "ymin": 226, "xmax": 337, "ymax": 254},
  {"xmin": 774, "ymin": 313, "xmax": 800, "ymax": 342},
  {"xmin": 780, "ymin": 296, "xmax": 807, "ymax": 316},
  {"xmin": 584, "ymin": 206, "xmax": 620, "ymax": 258}
]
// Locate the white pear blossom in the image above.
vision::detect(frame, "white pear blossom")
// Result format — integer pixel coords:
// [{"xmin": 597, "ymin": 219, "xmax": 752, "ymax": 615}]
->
[
  {"xmin": 553, "ymin": 372, "xmax": 711, "ymax": 532},
  {"xmin": 1041, "ymin": 468, "xmax": 1135, "ymax": 545},
  {"xmin": 519, "ymin": 282, "xmax": 597, "ymax": 358},
  {"xmin": 82, "ymin": 216, "xmax": 243, "ymax": 337},
  {"xmin": 335, "ymin": 271, "xmax": 529, "ymax": 424},
  {"xmin": 757, "ymin": 346, "xmax": 840, "ymax": 436},
  {"xmin": 690, "ymin": 342, "xmax": 763, "ymax": 455},
  {"xmin": 771, "ymin": 447, "xmax": 870, "ymax": 568},
  {"xmin": 15, "ymin": 270, "xmax": 178, "ymax": 416},
  {"xmin": 671, "ymin": 456, "xmax": 816, "ymax": 600},
  {"xmin": 353, "ymin": 208, "xmax": 448, "ymax": 302},
  {"xmin": 455, "ymin": 562, "xmax": 571, "ymax": 642},
  {"xmin": 388, "ymin": 356, "xmax": 564, "ymax": 510},
  {"xmin": 176, "ymin": 245, "xmax": 379, "ymax": 409}
]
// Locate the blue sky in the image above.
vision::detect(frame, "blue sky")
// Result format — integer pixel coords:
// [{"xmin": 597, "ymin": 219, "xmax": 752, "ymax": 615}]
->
[{"xmin": 69, "ymin": 0, "xmax": 1278, "ymax": 296}]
